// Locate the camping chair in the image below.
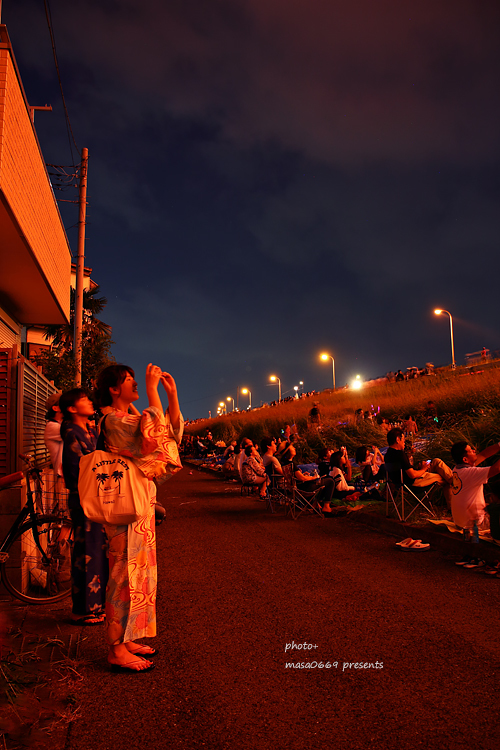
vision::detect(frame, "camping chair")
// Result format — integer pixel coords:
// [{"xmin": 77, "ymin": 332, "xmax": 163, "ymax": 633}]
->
[
  {"xmin": 286, "ymin": 467, "xmax": 324, "ymax": 520},
  {"xmin": 385, "ymin": 463, "xmax": 437, "ymax": 522}
]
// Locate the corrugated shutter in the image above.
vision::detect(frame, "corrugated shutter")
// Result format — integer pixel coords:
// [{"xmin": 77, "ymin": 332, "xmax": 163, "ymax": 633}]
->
[
  {"xmin": 0, "ymin": 348, "xmax": 12, "ymax": 475},
  {"xmin": 18, "ymin": 359, "xmax": 57, "ymax": 467},
  {"xmin": 0, "ymin": 318, "xmax": 21, "ymax": 349}
]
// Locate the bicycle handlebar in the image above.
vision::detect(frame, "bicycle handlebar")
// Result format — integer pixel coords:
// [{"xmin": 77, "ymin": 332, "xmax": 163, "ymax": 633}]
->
[{"xmin": 0, "ymin": 471, "xmax": 24, "ymax": 489}]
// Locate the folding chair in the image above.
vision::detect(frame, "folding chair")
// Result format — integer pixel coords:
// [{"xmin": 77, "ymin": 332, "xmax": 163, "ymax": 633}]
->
[
  {"xmin": 385, "ymin": 463, "xmax": 437, "ymax": 522},
  {"xmin": 284, "ymin": 466, "xmax": 324, "ymax": 520}
]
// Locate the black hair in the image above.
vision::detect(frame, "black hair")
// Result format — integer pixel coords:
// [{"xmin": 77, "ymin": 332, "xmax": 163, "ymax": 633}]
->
[
  {"xmin": 451, "ymin": 441, "xmax": 469, "ymax": 465},
  {"xmin": 355, "ymin": 446, "xmax": 369, "ymax": 465},
  {"xmin": 387, "ymin": 427, "xmax": 404, "ymax": 446},
  {"xmin": 330, "ymin": 450, "xmax": 343, "ymax": 469},
  {"xmin": 59, "ymin": 388, "xmax": 91, "ymax": 421},
  {"xmin": 244, "ymin": 445, "xmax": 254, "ymax": 457},
  {"xmin": 95, "ymin": 365, "xmax": 135, "ymax": 407},
  {"xmin": 261, "ymin": 436, "xmax": 275, "ymax": 452}
]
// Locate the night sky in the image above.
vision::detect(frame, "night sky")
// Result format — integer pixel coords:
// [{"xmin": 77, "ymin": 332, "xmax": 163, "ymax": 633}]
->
[{"xmin": 4, "ymin": 0, "xmax": 500, "ymax": 419}]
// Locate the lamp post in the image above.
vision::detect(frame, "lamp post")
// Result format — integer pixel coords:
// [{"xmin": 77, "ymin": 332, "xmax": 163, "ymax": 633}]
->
[
  {"xmin": 241, "ymin": 388, "xmax": 252, "ymax": 409},
  {"xmin": 320, "ymin": 353, "xmax": 335, "ymax": 390},
  {"xmin": 219, "ymin": 401, "xmax": 227, "ymax": 414},
  {"xmin": 227, "ymin": 396, "xmax": 235, "ymax": 412},
  {"xmin": 299, "ymin": 381, "xmax": 304, "ymax": 393},
  {"xmin": 434, "ymin": 309, "xmax": 456, "ymax": 370},
  {"xmin": 294, "ymin": 386, "xmax": 299, "ymax": 398},
  {"xmin": 270, "ymin": 375, "xmax": 281, "ymax": 402}
]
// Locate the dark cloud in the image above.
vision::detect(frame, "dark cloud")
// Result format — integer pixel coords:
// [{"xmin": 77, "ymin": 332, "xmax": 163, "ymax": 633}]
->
[{"xmin": 3, "ymin": 0, "xmax": 500, "ymax": 417}]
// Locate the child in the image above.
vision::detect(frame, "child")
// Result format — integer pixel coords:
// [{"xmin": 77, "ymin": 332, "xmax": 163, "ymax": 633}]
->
[{"xmin": 60, "ymin": 388, "xmax": 108, "ymax": 626}]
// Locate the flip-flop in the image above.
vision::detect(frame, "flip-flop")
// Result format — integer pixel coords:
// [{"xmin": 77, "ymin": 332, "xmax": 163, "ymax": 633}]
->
[
  {"xmin": 110, "ymin": 659, "xmax": 155, "ymax": 673},
  {"xmin": 70, "ymin": 614, "xmax": 105, "ymax": 626},
  {"xmin": 127, "ymin": 645, "xmax": 158, "ymax": 657},
  {"xmin": 395, "ymin": 538, "xmax": 414, "ymax": 547},
  {"xmin": 403, "ymin": 540, "xmax": 430, "ymax": 550}
]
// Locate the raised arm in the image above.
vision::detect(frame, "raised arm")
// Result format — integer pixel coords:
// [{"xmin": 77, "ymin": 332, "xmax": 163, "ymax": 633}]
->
[
  {"xmin": 145, "ymin": 363, "xmax": 164, "ymax": 412},
  {"xmin": 160, "ymin": 372, "xmax": 181, "ymax": 431}
]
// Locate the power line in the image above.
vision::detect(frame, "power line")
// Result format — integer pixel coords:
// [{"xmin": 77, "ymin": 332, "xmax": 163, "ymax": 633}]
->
[{"xmin": 43, "ymin": 0, "xmax": 79, "ymax": 164}]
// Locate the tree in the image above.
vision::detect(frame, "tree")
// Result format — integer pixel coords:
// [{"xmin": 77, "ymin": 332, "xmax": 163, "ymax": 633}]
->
[{"xmin": 32, "ymin": 285, "xmax": 115, "ymax": 391}]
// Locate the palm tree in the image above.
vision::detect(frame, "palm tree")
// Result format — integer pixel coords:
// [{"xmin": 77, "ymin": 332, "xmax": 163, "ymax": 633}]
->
[
  {"xmin": 96, "ymin": 472, "xmax": 109, "ymax": 491},
  {"xmin": 111, "ymin": 470, "xmax": 124, "ymax": 493},
  {"xmin": 43, "ymin": 286, "xmax": 111, "ymax": 353}
]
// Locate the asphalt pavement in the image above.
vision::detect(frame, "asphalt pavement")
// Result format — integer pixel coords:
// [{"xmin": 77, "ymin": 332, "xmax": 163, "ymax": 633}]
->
[
  {"xmin": 2, "ymin": 468, "xmax": 500, "ymax": 750},
  {"xmin": 58, "ymin": 468, "xmax": 500, "ymax": 750}
]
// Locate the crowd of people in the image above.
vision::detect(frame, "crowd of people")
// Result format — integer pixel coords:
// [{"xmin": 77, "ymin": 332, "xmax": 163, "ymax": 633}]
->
[
  {"xmin": 185, "ymin": 417, "xmax": 500, "ymax": 548},
  {"xmin": 43, "ymin": 363, "xmax": 183, "ymax": 673}
]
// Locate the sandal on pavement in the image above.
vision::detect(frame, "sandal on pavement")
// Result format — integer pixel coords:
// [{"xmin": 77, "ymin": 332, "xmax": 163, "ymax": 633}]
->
[
  {"xmin": 70, "ymin": 613, "xmax": 105, "ymax": 626},
  {"xmin": 110, "ymin": 659, "xmax": 155, "ymax": 674},
  {"xmin": 402, "ymin": 540, "xmax": 430, "ymax": 550},
  {"xmin": 395, "ymin": 538, "xmax": 414, "ymax": 547}
]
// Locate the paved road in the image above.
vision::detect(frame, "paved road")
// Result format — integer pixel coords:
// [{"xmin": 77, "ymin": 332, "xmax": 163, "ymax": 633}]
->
[{"xmin": 68, "ymin": 469, "xmax": 500, "ymax": 750}]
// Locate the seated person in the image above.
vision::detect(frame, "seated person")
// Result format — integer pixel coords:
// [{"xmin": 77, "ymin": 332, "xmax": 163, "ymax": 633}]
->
[
  {"xmin": 241, "ymin": 445, "xmax": 269, "ymax": 500},
  {"xmin": 385, "ymin": 428, "xmax": 452, "ymax": 504},
  {"xmin": 329, "ymin": 448, "xmax": 356, "ymax": 502},
  {"xmin": 223, "ymin": 440, "xmax": 237, "ymax": 459},
  {"xmin": 237, "ymin": 438, "xmax": 255, "ymax": 480},
  {"xmin": 261, "ymin": 437, "xmax": 283, "ymax": 480},
  {"xmin": 281, "ymin": 444, "xmax": 334, "ymax": 511},
  {"xmin": 317, "ymin": 448, "xmax": 333, "ymax": 478},
  {"xmin": 450, "ymin": 440, "xmax": 500, "ymax": 530},
  {"xmin": 355, "ymin": 445, "xmax": 385, "ymax": 484}
]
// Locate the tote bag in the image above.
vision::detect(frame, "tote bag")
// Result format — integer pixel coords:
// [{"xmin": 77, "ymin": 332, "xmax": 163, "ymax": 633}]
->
[{"xmin": 78, "ymin": 450, "xmax": 150, "ymax": 525}]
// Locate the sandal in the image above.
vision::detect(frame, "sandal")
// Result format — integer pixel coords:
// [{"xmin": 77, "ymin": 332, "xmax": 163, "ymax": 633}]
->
[
  {"xmin": 127, "ymin": 644, "xmax": 158, "ymax": 657},
  {"xmin": 70, "ymin": 613, "xmax": 105, "ymax": 626},
  {"xmin": 402, "ymin": 540, "xmax": 430, "ymax": 550},
  {"xmin": 110, "ymin": 659, "xmax": 155, "ymax": 673}
]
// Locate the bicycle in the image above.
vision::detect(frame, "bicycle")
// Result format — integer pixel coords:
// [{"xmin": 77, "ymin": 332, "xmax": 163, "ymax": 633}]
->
[{"xmin": 0, "ymin": 454, "xmax": 73, "ymax": 604}]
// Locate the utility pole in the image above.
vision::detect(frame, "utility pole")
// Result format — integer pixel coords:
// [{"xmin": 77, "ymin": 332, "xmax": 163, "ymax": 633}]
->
[{"xmin": 74, "ymin": 148, "xmax": 88, "ymax": 387}]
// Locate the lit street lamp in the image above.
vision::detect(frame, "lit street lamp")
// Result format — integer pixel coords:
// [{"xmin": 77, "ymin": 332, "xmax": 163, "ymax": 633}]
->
[
  {"xmin": 241, "ymin": 388, "xmax": 252, "ymax": 409},
  {"xmin": 320, "ymin": 353, "xmax": 335, "ymax": 390},
  {"xmin": 226, "ymin": 396, "xmax": 235, "ymax": 411},
  {"xmin": 434, "ymin": 309, "xmax": 456, "ymax": 370},
  {"xmin": 270, "ymin": 375, "xmax": 281, "ymax": 402},
  {"xmin": 219, "ymin": 401, "xmax": 226, "ymax": 414}
]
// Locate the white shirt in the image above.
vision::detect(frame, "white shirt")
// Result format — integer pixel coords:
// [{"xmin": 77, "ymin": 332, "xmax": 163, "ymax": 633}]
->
[
  {"xmin": 451, "ymin": 464, "xmax": 490, "ymax": 528},
  {"xmin": 44, "ymin": 421, "xmax": 63, "ymax": 476}
]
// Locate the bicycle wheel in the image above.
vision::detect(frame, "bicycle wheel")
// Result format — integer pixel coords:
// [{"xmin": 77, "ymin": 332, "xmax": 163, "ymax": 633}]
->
[{"xmin": 0, "ymin": 515, "xmax": 73, "ymax": 604}]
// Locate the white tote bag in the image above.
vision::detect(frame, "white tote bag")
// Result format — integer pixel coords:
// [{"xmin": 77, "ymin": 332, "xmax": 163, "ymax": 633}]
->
[{"xmin": 78, "ymin": 450, "xmax": 150, "ymax": 525}]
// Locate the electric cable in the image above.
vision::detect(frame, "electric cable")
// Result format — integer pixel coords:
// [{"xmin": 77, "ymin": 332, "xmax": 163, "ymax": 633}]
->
[{"xmin": 43, "ymin": 0, "xmax": 79, "ymax": 164}]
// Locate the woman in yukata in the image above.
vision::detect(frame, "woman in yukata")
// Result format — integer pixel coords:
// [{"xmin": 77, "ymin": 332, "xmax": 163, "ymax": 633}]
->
[{"xmin": 95, "ymin": 363, "xmax": 183, "ymax": 673}]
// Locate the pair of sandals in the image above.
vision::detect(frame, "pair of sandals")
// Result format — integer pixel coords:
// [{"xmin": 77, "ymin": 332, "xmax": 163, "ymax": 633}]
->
[{"xmin": 396, "ymin": 537, "xmax": 430, "ymax": 550}]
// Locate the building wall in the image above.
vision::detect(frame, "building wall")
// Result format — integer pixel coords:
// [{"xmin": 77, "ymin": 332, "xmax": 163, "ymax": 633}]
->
[{"xmin": 0, "ymin": 37, "xmax": 71, "ymax": 324}]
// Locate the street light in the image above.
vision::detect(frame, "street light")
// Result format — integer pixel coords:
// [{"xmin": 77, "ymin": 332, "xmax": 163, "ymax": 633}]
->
[
  {"xmin": 299, "ymin": 381, "xmax": 304, "ymax": 393},
  {"xmin": 241, "ymin": 388, "xmax": 252, "ymax": 409},
  {"xmin": 226, "ymin": 396, "xmax": 234, "ymax": 411},
  {"xmin": 219, "ymin": 401, "xmax": 226, "ymax": 414},
  {"xmin": 320, "ymin": 353, "xmax": 335, "ymax": 390},
  {"xmin": 434, "ymin": 309, "xmax": 456, "ymax": 370},
  {"xmin": 269, "ymin": 375, "xmax": 281, "ymax": 402},
  {"xmin": 294, "ymin": 386, "xmax": 299, "ymax": 398}
]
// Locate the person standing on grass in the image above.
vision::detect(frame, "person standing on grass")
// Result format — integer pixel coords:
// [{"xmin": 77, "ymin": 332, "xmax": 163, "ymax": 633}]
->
[{"xmin": 60, "ymin": 388, "xmax": 108, "ymax": 626}]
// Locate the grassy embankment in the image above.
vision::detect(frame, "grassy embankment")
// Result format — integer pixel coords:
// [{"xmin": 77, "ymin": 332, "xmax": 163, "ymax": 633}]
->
[{"xmin": 186, "ymin": 367, "xmax": 500, "ymax": 464}]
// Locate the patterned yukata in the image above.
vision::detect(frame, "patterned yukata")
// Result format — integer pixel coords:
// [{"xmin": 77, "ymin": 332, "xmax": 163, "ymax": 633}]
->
[
  {"xmin": 100, "ymin": 406, "xmax": 183, "ymax": 645},
  {"xmin": 62, "ymin": 424, "xmax": 109, "ymax": 617}
]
